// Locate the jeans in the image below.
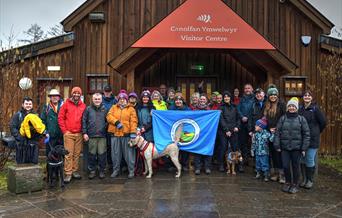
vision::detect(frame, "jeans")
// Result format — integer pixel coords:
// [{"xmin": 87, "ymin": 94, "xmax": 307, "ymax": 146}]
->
[
  {"xmin": 305, "ymin": 148, "xmax": 318, "ymax": 167},
  {"xmin": 255, "ymin": 154, "xmax": 269, "ymax": 173},
  {"xmin": 281, "ymin": 150, "xmax": 302, "ymax": 185}
]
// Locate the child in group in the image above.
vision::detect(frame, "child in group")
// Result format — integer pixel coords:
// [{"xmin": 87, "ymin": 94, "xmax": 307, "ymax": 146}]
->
[{"xmin": 251, "ymin": 117, "xmax": 274, "ymax": 182}]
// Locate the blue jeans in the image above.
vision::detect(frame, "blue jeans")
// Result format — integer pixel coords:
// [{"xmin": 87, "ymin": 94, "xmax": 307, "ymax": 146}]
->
[
  {"xmin": 255, "ymin": 155, "xmax": 269, "ymax": 173},
  {"xmin": 305, "ymin": 148, "xmax": 317, "ymax": 167}
]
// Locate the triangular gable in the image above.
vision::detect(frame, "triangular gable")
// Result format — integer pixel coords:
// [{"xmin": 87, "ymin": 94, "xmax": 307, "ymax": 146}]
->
[{"xmin": 132, "ymin": 0, "xmax": 275, "ymax": 49}]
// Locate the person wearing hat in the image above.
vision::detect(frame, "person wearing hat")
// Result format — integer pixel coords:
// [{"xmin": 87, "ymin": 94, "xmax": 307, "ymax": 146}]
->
[
  {"xmin": 263, "ymin": 84, "xmax": 287, "ymax": 183},
  {"xmin": 251, "ymin": 117, "xmax": 274, "ymax": 182},
  {"xmin": 217, "ymin": 91, "xmax": 240, "ymax": 172},
  {"xmin": 40, "ymin": 89, "xmax": 64, "ymax": 160},
  {"xmin": 58, "ymin": 86, "xmax": 86, "ymax": 183},
  {"xmin": 248, "ymin": 88, "xmax": 267, "ymax": 134},
  {"xmin": 274, "ymin": 97, "xmax": 310, "ymax": 194},
  {"xmin": 102, "ymin": 85, "xmax": 117, "ymax": 111},
  {"xmin": 210, "ymin": 91, "xmax": 221, "ymax": 110},
  {"xmin": 299, "ymin": 90, "xmax": 326, "ymax": 189},
  {"xmin": 128, "ymin": 92, "xmax": 139, "ymax": 108},
  {"xmin": 107, "ymin": 92, "xmax": 138, "ymax": 179}
]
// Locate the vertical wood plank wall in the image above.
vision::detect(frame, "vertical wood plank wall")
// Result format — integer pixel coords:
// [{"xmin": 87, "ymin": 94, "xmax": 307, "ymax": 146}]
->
[{"xmin": 1, "ymin": 0, "xmax": 340, "ymax": 154}]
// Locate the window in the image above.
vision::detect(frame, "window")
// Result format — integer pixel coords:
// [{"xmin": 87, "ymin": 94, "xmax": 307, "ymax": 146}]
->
[
  {"xmin": 283, "ymin": 76, "xmax": 306, "ymax": 97},
  {"xmin": 87, "ymin": 74, "xmax": 109, "ymax": 94}
]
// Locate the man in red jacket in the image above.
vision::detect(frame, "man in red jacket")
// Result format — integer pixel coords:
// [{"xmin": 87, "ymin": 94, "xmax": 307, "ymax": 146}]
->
[{"xmin": 58, "ymin": 87, "xmax": 86, "ymax": 183}]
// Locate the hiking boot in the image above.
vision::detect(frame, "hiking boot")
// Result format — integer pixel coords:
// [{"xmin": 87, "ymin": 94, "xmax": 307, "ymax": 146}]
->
[
  {"xmin": 205, "ymin": 168, "xmax": 211, "ymax": 175},
  {"xmin": 64, "ymin": 175, "xmax": 72, "ymax": 183},
  {"xmin": 255, "ymin": 172, "xmax": 262, "ymax": 179},
  {"xmin": 127, "ymin": 172, "xmax": 134, "ymax": 179},
  {"xmin": 278, "ymin": 172, "xmax": 285, "ymax": 184},
  {"xmin": 282, "ymin": 183, "xmax": 291, "ymax": 193},
  {"xmin": 270, "ymin": 174, "xmax": 278, "ymax": 182},
  {"xmin": 99, "ymin": 171, "xmax": 105, "ymax": 179},
  {"xmin": 72, "ymin": 172, "xmax": 82, "ymax": 180},
  {"xmin": 110, "ymin": 170, "xmax": 119, "ymax": 178},
  {"xmin": 88, "ymin": 171, "xmax": 96, "ymax": 180},
  {"xmin": 304, "ymin": 180, "xmax": 313, "ymax": 189},
  {"xmin": 289, "ymin": 185, "xmax": 299, "ymax": 194},
  {"xmin": 264, "ymin": 173, "xmax": 270, "ymax": 182},
  {"xmin": 195, "ymin": 169, "xmax": 201, "ymax": 175},
  {"xmin": 183, "ymin": 166, "xmax": 189, "ymax": 172},
  {"xmin": 218, "ymin": 165, "xmax": 225, "ymax": 172}
]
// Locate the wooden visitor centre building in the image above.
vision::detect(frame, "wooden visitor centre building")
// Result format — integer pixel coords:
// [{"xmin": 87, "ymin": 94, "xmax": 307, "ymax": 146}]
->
[{"xmin": 0, "ymin": 0, "xmax": 341, "ymax": 154}]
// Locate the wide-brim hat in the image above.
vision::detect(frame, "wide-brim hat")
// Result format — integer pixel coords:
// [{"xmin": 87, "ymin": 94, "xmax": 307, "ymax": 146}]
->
[{"xmin": 48, "ymin": 89, "xmax": 61, "ymax": 96}]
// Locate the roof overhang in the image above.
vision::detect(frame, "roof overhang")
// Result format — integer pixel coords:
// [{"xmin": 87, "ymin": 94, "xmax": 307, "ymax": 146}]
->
[
  {"xmin": 108, "ymin": 47, "xmax": 297, "ymax": 77},
  {"xmin": 61, "ymin": 0, "xmax": 104, "ymax": 32},
  {"xmin": 290, "ymin": 0, "xmax": 334, "ymax": 34}
]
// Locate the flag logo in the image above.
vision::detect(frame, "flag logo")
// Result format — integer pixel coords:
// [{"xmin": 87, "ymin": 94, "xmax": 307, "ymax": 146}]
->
[{"xmin": 170, "ymin": 119, "xmax": 200, "ymax": 146}]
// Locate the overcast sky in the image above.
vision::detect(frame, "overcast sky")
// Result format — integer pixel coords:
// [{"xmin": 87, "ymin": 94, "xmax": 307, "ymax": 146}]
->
[{"xmin": 0, "ymin": 0, "xmax": 341, "ymax": 48}]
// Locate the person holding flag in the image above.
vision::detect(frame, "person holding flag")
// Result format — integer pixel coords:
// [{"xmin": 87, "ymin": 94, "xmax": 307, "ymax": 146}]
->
[{"xmin": 193, "ymin": 94, "xmax": 212, "ymax": 175}]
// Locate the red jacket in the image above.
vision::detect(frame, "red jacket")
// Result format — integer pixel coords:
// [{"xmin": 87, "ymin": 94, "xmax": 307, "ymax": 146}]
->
[{"xmin": 58, "ymin": 98, "xmax": 86, "ymax": 134}]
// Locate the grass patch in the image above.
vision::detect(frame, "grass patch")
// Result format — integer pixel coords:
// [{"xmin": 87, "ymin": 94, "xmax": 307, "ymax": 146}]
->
[{"xmin": 320, "ymin": 155, "xmax": 342, "ymax": 173}]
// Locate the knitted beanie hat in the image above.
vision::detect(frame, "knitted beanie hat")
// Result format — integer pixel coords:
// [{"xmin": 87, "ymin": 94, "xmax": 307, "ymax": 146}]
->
[
  {"xmin": 129, "ymin": 92, "xmax": 138, "ymax": 99},
  {"xmin": 256, "ymin": 117, "xmax": 268, "ymax": 129},
  {"xmin": 71, "ymin": 86, "xmax": 82, "ymax": 95},
  {"xmin": 287, "ymin": 97, "xmax": 299, "ymax": 110},
  {"xmin": 267, "ymin": 84, "xmax": 279, "ymax": 96},
  {"xmin": 118, "ymin": 92, "xmax": 128, "ymax": 101}
]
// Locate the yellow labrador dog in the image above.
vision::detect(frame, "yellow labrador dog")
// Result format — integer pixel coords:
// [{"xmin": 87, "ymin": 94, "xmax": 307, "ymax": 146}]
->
[{"xmin": 129, "ymin": 134, "xmax": 181, "ymax": 178}]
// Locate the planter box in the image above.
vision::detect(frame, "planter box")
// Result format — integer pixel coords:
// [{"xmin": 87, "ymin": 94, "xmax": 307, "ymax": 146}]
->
[{"xmin": 7, "ymin": 164, "xmax": 43, "ymax": 194}]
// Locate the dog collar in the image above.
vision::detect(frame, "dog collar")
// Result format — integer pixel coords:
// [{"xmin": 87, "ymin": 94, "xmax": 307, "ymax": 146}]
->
[{"xmin": 48, "ymin": 160, "xmax": 63, "ymax": 166}]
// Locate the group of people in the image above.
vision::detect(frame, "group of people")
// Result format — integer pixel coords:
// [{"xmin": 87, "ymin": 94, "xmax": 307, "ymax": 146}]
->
[{"xmin": 9, "ymin": 82, "xmax": 326, "ymax": 194}]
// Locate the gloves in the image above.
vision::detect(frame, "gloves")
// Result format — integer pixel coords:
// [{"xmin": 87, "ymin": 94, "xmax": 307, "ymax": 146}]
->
[
  {"xmin": 115, "ymin": 121, "xmax": 123, "ymax": 129},
  {"xmin": 130, "ymin": 133, "xmax": 137, "ymax": 139},
  {"xmin": 44, "ymin": 135, "xmax": 50, "ymax": 144}
]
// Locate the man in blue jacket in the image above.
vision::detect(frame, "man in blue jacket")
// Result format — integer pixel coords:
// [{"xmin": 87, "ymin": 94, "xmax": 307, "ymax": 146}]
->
[{"xmin": 237, "ymin": 84, "xmax": 254, "ymax": 171}]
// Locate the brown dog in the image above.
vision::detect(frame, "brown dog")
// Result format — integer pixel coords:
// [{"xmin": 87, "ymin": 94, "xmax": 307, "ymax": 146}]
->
[{"xmin": 226, "ymin": 151, "xmax": 243, "ymax": 175}]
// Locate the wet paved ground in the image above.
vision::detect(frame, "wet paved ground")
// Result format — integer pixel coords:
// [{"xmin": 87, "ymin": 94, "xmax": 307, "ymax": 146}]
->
[{"xmin": 0, "ymin": 165, "xmax": 341, "ymax": 218}]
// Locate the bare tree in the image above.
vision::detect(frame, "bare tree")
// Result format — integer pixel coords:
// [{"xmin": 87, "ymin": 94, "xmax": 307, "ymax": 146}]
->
[
  {"xmin": 46, "ymin": 24, "xmax": 65, "ymax": 38},
  {"xmin": 18, "ymin": 23, "xmax": 45, "ymax": 44}
]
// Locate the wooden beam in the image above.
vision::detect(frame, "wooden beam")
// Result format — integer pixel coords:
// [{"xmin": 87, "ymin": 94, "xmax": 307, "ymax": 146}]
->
[{"xmin": 126, "ymin": 69, "xmax": 135, "ymax": 92}]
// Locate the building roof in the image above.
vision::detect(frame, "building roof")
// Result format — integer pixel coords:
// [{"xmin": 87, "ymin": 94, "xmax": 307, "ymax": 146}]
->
[
  {"xmin": 0, "ymin": 33, "xmax": 74, "ymax": 65},
  {"xmin": 60, "ymin": 0, "xmax": 334, "ymax": 34},
  {"xmin": 320, "ymin": 35, "xmax": 342, "ymax": 53}
]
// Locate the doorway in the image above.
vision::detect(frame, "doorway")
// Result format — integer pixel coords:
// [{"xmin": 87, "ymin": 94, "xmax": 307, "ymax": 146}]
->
[{"xmin": 176, "ymin": 75, "xmax": 217, "ymax": 104}]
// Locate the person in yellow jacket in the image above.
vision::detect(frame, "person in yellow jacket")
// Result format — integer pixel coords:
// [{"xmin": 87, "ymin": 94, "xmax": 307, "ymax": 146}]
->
[
  {"xmin": 151, "ymin": 90, "xmax": 168, "ymax": 110},
  {"xmin": 107, "ymin": 92, "xmax": 138, "ymax": 179}
]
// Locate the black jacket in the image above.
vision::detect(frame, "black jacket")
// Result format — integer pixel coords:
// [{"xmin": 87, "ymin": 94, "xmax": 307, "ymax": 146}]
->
[
  {"xmin": 299, "ymin": 103, "xmax": 327, "ymax": 148},
  {"xmin": 248, "ymin": 98, "xmax": 267, "ymax": 132},
  {"xmin": 265, "ymin": 100, "xmax": 286, "ymax": 129},
  {"xmin": 219, "ymin": 103, "xmax": 240, "ymax": 132},
  {"xmin": 274, "ymin": 112, "xmax": 310, "ymax": 151},
  {"xmin": 10, "ymin": 109, "xmax": 30, "ymax": 141},
  {"xmin": 82, "ymin": 104, "xmax": 108, "ymax": 137}
]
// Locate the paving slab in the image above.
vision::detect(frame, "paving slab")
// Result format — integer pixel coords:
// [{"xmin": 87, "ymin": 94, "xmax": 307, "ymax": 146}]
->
[{"xmin": 0, "ymin": 165, "xmax": 341, "ymax": 217}]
